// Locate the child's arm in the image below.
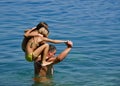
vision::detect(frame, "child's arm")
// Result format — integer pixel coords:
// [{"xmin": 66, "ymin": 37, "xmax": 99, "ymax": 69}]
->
[
  {"xmin": 42, "ymin": 37, "xmax": 67, "ymax": 44},
  {"xmin": 24, "ymin": 27, "xmax": 41, "ymax": 38}
]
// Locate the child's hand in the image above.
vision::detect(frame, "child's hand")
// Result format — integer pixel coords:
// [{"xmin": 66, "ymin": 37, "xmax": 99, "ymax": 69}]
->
[
  {"xmin": 24, "ymin": 29, "xmax": 29, "ymax": 33},
  {"xmin": 24, "ymin": 27, "xmax": 36, "ymax": 33},
  {"xmin": 37, "ymin": 34, "xmax": 43, "ymax": 37}
]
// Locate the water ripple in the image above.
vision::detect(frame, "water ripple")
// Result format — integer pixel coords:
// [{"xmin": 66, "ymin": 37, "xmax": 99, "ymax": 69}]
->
[{"xmin": 0, "ymin": 0, "xmax": 120, "ymax": 86}]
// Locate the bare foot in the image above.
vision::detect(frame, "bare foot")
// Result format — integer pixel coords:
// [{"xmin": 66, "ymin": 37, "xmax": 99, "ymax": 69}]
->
[{"xmin": 41, "ymin": 61, "xmax": 53, "ymax": 66}]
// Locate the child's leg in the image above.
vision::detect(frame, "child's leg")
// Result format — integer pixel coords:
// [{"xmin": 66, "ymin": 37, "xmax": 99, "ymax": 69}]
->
[
  {"xmin": 33, "ymin": 43, "xmax": 52, "ymax": 66},
  {"xmin": 32, "ymin": 44, "xmax": 47, "ymax": 59},
  {"xmin": 40, "ymin": 44, "xmax": 53, "ymax": 66},
  {"xmin": 42, "ymin": 43, "xmax": 49, "ymax": 63}
]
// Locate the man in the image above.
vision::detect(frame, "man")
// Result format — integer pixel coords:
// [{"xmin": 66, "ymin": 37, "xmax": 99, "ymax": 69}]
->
[{"xmin": 33, "ymin": 40, "xmax": 73, "ymax": 83}]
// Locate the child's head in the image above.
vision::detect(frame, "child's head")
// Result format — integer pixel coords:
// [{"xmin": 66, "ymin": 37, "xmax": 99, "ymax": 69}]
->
[
  {"xmin": 38, "ymin": 27, "xmax": 49, "ymax": 37},
  {"xmin": 36, "ymin": 22, "xmax": 48, "ymax": 30},
  {"xmin": 36, "ymin": 22, "xmax": 49, "ymax": 37}
]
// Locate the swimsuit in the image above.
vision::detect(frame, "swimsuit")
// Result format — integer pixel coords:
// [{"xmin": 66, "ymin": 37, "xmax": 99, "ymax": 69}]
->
[
  {"xmin": 25, "ymin": 53, "xmax": 33, "ymax": 62},
  {"xmin": 25, "ymin": 37, "xmax": 44, "ymax": 62},
  {"xmin": 25, "ymin": 38, "xmax": 39, "ymax": 62}
]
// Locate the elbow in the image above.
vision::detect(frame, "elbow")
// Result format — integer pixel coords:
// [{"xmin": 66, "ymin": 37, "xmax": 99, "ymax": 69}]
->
[
  {"xmin": 24, "ymin": 33, "xmax": 28, "ymax": 37},
  {"xmin": 24, "ymin": 34, "xmax": 27, "ymax": 37}
]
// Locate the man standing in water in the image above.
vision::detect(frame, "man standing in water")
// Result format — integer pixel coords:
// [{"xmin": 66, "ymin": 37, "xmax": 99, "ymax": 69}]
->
[{"xmin": 33, "ymin": 40, "xmax": 73, "ymax": 82}]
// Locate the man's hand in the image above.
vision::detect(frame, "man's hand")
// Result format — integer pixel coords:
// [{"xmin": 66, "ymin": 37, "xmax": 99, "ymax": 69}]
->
[{"xmin": 66, "ymin": 40, "xmax": 73, "ymax": 48}]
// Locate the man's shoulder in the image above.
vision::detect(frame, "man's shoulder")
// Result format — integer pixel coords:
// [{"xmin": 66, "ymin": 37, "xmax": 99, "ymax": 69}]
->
[
  {"xmin": 47, "ymin": 57, "xmax": 57, "ymax": 65},
  {"xmin": 48, "ymin": 57, "xmax": 56, "ymax": 61},
  {"xmin": 51, "ymin": 56, "xmax": 61, "ymax": 64}
]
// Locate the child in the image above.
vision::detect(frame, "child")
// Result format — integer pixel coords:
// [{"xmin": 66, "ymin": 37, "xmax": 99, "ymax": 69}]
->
[
  {"xmin": 22, "ymin": 22, "xmax": 48, "ymax": 52},
  {"xmin": 22, "ymin": 22, "xmax": 67, "ymax": 66}
]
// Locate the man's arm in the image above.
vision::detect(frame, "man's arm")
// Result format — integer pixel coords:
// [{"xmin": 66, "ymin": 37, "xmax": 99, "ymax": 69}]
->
[{"xmin": 53, "ymin": 41, "xmax": 73, "ymax": 64}]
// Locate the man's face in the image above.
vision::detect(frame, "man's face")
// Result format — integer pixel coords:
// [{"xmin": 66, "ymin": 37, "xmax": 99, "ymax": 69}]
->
[{"xmin": 48, "ymin": 50, "xmax": 56, "ymax": 58}]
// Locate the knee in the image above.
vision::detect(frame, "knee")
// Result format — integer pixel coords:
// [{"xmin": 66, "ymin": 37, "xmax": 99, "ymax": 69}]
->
[{"xmin": 44, "ymin": 43, "xmax": 49, "ymax": 48}]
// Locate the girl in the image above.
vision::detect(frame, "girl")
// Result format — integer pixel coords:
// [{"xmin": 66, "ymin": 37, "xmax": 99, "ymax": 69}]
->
[{"xmin": 22, "ymin": 22, "xmax": 67, "ymax": 66}]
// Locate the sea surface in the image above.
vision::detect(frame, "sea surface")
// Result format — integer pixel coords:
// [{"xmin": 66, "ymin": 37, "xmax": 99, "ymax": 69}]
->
[{"xmin": 0, "ymin": 0, "xmax": 120, "ymax": 86}]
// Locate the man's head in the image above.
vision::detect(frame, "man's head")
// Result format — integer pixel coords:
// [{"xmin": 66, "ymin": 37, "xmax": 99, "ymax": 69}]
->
[{"xmin": 47, "ymin": 44, "xmax": 56, "ymax": 58}]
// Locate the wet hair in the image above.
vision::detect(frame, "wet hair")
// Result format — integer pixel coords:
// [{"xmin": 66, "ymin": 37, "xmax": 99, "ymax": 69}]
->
[
  {"xmin": 49, "ymin": 44, "xmax": 56, "ymax": 52},
  {"xmin": 36, "ymin": 22, "xmax": 49, "ymax": 33}
]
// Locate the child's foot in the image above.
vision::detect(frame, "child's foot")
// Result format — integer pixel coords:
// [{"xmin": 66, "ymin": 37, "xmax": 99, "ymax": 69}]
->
[{"xmin": 41, "ymin": 61, "xmax": 53, "ymax": 66}]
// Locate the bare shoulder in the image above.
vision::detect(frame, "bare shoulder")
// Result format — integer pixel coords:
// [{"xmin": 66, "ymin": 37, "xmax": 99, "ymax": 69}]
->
[
  {"xmin": 46, "ymin": 57, "xmax": 57, "ymax": 64},
  {"xmin": 51, "ymin": 56, "xmax": 61, "ymax": 64},
  {"xmin": 48, "ymin": 57, "xmax": 56, "ymax": 62}
]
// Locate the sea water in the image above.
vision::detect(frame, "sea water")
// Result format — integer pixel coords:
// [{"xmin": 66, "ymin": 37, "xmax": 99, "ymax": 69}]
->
[{"xmin": 0, "ymin": 0, "xmax": 120, "ymax": 86}]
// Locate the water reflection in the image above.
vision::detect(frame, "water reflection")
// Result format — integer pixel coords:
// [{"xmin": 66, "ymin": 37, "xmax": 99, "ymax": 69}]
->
[{"xmin": 32, "ymin": 77, "xmax": 55, "ymax": 86}]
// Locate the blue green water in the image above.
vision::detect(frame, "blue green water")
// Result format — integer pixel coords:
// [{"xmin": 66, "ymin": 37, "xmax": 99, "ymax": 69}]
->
[{"xmin": 0, "ymin": 0, "xmax": 120, "ymax": 86}]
